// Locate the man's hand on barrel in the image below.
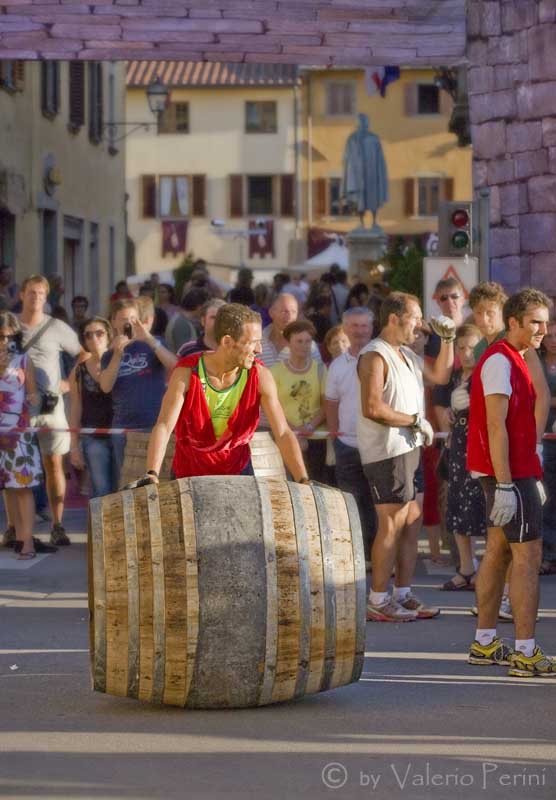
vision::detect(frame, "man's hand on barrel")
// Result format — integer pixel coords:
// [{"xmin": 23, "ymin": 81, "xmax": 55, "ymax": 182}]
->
[{"xmin": 123, "ymin": 470, "xmax": 160, "ymax": 490}]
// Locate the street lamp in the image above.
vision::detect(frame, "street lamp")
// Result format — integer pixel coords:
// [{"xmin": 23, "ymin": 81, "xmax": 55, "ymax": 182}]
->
[
  {"xmin": 104, "ymin": 76, "xmax": 170, "ymax": 147},
  {"xmin": 146, "ymin": 77, "xmax": 169, "ymax": 116}
]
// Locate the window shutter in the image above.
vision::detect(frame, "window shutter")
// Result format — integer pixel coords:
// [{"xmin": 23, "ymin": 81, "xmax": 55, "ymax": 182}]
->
[
  {"xmin": 404, "ymin": 83, "xmax": 418, "ymax": 116},
  {"xmin": 439, "ymin": 88, "xmax": 452, "ymax": 116},
  {"xmin": 69, "ymin": 62, "xmax": 85, "ymax": 129},
  {"xmin": 230, "ymin": 175, "xmax": 244, "ymax": 218},
  {"xmin": 192, "ymin": 175, "xmax": 206, "ymax": 216},
  {"xmin": 14, "ymin": 61, "xmax": 25, "ymax": 91},
  {"xmin": 404, "ymin": 178, "xmax": 415, "ymax": 216},
  {"xmin": 444, "ymin": 177, "xmax": 454, "ymax": 201},
  {"xmin": 142, "ymin": 175, "xmax": 157, "ymax": 218},
  {"xmin": 280, "ymin": 174, "xmax": 295, "ymax": 217},
  {"xmin": 40, "ymin": 62, "xmax": 48, "ymax": 113},
  {"xmin": 312, "ymin": 178, "xmax": 327, "ymax": 218}
]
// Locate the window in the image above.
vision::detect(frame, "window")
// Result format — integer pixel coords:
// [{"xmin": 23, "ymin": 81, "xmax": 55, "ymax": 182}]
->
[
  {"xmin": 417, "ymin": 84, "xmax": 440, "ymax": 115},
  {"xmin": 325, "ymin": 82, "xmax": 356, "ymax": 116},
  {"xmin": 418, "ymin": 178, "xmax": 440, "ymax": 215},
  {"xmin": 88, "ymin": 62, "xmax": 103, "ymax": 144},
  {"xmin": 140, "ymin": 175, "xmax": 206, "ymax": 218},
  {"xmin": 41, "ymin": 62, "xmax": 60, "ymax": 118},
  {"xmin": 312, "ymin": 177, "xmax": 356, "ymax": 218},
  {"xmin": 158, "ymin": 102, "xmax": 189, "ymax": 134},
  {"xmin": 229, "ymin": 175, "xmax": 294, "ymax": 218},
  {"xmin": 247, "ymin": 176, "xmax": 273, "ymax": 215},
  {"xmin": 68, "ymin": 62, "xmax": 85, "ymax": 131},
  {"xmin": 0, "ymin": 61, "xmax": 24, "ymax": 93},
  {"xmin": 404, "ymin": 176, "xmax": 454, "ymax": 217},
  {"xmin": 0, "ymin": 210, "xmax": 15, "ymax": 267},
  {"xmin": 245, "ymin": 101, "xmax": 277, "ymax": 134}
]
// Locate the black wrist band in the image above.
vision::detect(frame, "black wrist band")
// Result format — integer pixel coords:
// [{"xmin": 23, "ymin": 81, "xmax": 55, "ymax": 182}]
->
[
  {"xmin": 147, "ymin": 470, "xmax": 159, "ymax": 478},
  {"xmin": 298, "ymin": 477, "xmax": 310, "ymax": 484}
]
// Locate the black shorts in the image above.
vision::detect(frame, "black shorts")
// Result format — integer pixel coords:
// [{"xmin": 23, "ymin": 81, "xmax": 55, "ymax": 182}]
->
[
  {"xmin": 363, "ymin": 448, "xmax": 421, "ymax": 506},
  {"xmin": 479, "ymin": 476, "xmax": 543, "ymax": 543}
]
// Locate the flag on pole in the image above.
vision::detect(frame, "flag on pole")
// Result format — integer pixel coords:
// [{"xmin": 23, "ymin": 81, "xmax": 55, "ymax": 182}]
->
[{"xmin": 364, "ymin": 66, "xmax": 401, "ymax": 97}]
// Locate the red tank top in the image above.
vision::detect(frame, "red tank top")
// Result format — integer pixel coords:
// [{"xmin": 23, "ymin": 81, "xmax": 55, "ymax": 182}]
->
[
  {"xmin": 172, "ymin": 353, "xmax": 261, "ymax": 477},
  {"xmin": 466, "ymin": 339, "xmax": 541, "ymax": 479}
]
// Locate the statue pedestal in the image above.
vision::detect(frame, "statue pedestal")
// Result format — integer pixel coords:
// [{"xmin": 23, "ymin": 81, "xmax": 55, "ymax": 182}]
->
[{"xmin": 347, "ymin": 226, "xmax": 388, "ymax": 283}]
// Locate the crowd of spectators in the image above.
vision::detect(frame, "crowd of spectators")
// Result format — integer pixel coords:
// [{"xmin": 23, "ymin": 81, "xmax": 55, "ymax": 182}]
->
[{"xmin": 1, "ymin": 262, "xmax": 556, "ymax": 618}]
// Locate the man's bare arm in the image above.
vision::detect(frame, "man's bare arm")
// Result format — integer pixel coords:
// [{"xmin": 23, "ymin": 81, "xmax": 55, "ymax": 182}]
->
[
  {"xmin": 423, "ymin": 340, "xmax": 454, "ymax": 386},
  {"xmin": 145, "ymin": 367, "xmax": 190, "ymax": 477},
  {"xmin": 485, "ymin": 394, "xmax": 512, "ymax": 484},
  {"xmin": 326, "ymin": 398, "xmax": 340, "ymax": 436},
  {"xmin": 358, "ymin": 351, "xmax": 416, "ymax": 427},
  {"xmin": 258, "ymin": 365, "xmax": 308, "ymax": 482},
  {"xmin": 524, "ymin": 348, "xmax": 550, "ymax": 443}
]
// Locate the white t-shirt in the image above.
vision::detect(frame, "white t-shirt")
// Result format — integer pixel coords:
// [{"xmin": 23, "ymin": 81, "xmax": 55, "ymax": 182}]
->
[
  {"xmin": 325, "ymin": 350, "xmax": 359, "ymax": 448},
  {"xmin": 481, "ymin": 353, "xmax": 513, "ymax": 398}
]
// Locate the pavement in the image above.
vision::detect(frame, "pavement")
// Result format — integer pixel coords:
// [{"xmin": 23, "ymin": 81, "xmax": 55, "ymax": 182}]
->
[{"xmin": 1, "ymin": 508, "xmax": 556, "ymax": 800}]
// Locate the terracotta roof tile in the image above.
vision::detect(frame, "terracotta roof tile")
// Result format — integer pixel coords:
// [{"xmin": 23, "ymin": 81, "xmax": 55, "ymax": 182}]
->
[{"xmin": 126, "ymin": 61, "xmax": 299, "ymax": 88}]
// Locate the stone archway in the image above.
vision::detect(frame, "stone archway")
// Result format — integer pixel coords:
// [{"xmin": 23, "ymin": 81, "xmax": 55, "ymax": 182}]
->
[{"xmin": 1, "ymin": 0, "xmax": 554, "ymax": 290}]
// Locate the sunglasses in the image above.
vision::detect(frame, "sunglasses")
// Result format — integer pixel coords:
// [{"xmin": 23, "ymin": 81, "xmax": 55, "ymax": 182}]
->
[
  {"xmin": 84, "ymin": 330, "xmax": 107, "ymax": 339},
  {"xmin": 0, "ymin": 334, "xmax": 15, "ymax": 342},
  {"xmin": 439, "ymin": 293, "xmax": 461, "ymax": 302}
]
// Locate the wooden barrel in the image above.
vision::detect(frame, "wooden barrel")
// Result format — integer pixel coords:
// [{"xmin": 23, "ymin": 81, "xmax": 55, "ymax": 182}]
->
[
  {"xmin": 88, "ymin": 476, "xmax": 365, "ymax": 709},
  {"xmin": 119, "ymin": 431, "xmax": 286, "ymax": 488}
]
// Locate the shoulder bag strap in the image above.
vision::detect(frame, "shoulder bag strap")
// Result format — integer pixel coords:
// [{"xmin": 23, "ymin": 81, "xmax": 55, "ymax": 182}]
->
[{"xmin": 22, "ymin": 317, "xmax": 55, "ymax": 354}]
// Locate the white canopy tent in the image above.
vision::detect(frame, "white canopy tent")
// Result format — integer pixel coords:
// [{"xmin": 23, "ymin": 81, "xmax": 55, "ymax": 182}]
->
[{"xmin": 289, "ymin": 240, "xmax": 349, "ymax": 274}]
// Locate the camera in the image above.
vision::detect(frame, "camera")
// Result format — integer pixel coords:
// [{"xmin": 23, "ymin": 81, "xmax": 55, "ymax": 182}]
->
[
  {"xmin": 40, "ymin": 391, "xmax": 59, "ymax": 415},
  {"xmin": 123, "ymin": 322, "xmax": 133, "ymax": 339}
]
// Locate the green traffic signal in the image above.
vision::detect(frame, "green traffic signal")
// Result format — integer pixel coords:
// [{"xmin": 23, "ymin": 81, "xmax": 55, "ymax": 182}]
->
[{"xmin": 452, "ymin": 230, "xmax": 469, "ymax": 249}]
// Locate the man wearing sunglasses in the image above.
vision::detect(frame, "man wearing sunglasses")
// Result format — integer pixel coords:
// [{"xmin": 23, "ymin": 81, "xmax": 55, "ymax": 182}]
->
[{"xmin": 426, "ymin": 277, "xmax": 465, "ymax": 360}]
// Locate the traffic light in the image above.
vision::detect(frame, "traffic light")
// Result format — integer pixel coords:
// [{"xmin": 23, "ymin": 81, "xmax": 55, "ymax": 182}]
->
[{"xmin": 438, "ymin": 201, "xmax": 478, "ymax": 258}]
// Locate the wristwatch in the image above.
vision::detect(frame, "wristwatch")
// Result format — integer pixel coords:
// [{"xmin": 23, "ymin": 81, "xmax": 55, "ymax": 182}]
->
[{"xmin": 147, "ymin": 470, "xmax": 159, "ymax": 479}]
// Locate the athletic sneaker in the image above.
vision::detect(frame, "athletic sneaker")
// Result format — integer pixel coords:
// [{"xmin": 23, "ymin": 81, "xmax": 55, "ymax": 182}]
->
[
  {"xmin": 1, "ymin": 525, "xmax": 16, "ymax": 548},
  {"xmin": 50, "ymin": 524, "xmax": 71, "ymax": 546},
  {"xmin": 399, "ymin": 592, "xmax": 440, "ymax": 619},
  {"xmin": 471, "ymin": 595, "xmax": 513, "ymax": 622},
  {"xmin": 366, "ymin": 596, "xmax": 417, "ymax": 622},
  {"xmin": 508, "ymin": 646, "xmax": 556, "ymax": 678},
  {"xmin": 468, "ymin": 637, "xmax": 513, "ymax": 666}
]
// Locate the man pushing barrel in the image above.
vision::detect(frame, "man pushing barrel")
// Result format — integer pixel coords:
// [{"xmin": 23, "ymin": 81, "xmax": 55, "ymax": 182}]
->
[{"xmin": 128, "ymin": 303, "xmax": 310, "ymax": 486}]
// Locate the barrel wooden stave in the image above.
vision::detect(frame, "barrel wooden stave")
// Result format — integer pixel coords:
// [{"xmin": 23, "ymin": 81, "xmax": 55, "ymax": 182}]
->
[
  {"xmin": 119, "ymin": 431, "xmax": 286, "ymax": 488},
  {"xmin": 89, "ymin": 476, "xmax": 365, "ymax": 709}
]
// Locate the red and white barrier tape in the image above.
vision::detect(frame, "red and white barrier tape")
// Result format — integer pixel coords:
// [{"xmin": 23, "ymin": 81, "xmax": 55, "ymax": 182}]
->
[{"xmin": 1, "ymin": 424, "xmax": 556, "ymax": 442}]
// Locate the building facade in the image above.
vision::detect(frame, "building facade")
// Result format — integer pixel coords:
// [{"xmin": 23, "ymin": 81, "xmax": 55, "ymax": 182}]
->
[
  {"xmin": 303, "ymin": 67, "xmax": 473, "ymax": 246},
  {"xmin": 0, "ymin": 60, "xmax": 127, "ymax": 314},
  {"xmin": 126, "ymin": 61, "xmax": 300, "ymax": 282},
  {"xmin": 126, "ymin": 62, "xmax": 473, "ymax": 281}
]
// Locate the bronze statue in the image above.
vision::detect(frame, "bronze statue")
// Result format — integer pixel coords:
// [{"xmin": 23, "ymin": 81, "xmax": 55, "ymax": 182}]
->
[{"xmin": 343, "ymin": 113, "xmax": 389, "ymax": 229}]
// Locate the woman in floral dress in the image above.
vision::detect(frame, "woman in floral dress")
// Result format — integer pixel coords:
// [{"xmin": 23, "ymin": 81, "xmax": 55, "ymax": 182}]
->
[{"xmin": 0, "ymin": 312, "xmax": 43, "ymax": 559}]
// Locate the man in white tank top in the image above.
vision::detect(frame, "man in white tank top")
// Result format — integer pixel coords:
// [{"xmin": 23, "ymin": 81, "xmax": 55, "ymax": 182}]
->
[{"xmin": 357, "ymin": 292, "xmax": 455, "ymax": 622}]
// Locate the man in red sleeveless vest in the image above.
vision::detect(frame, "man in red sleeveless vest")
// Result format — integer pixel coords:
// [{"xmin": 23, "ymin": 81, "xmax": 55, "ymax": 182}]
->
[
  {"xmin": 129, "ymin": 303, "xmax": 308, "ymax": 485},
  {"xmin": 466, "ymin": 288, "xmax": 555, "ymax": 678}
]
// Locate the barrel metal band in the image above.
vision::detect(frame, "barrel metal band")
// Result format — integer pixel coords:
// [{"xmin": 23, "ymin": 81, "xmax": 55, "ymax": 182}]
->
[
  {"xmin": 178, "ymin": 480, "xmax": 200, "ymax": 706},
  {"xmin": 256, "ymin": 478, "xmax": 279, "ymax": 707},
  {"xmin": 122, "ymin": 490, "xmax": 140, "ymax": 698},
  {"xmin": 287, "ymin": 482, "xmax": 312, "ymax": 700},
  {"xmin": 89, "ymin": 499, "xmax": 107, "ymax": 693},
  {"xmin": 311, "ymin": 484, "xmax": 337, "ymax": 693},
  {"xmin": 342, "ymin": 491, "xmax": 366, "ymax": 683},
  {"xmin": 146, "ymin": 486, "xmax": 166, "ymax": 704}
]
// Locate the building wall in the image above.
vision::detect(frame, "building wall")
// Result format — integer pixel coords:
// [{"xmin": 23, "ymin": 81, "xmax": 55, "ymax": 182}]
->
[
  {"xmin": 0, "ymin": 61, "xmax": 127, "ymax": 314},
  {"xmin": 126, "ymin": 85, "xmax": 297, "ymax": 278},
  {"xmin": 302, "ymin": 67, "xmax": 473, "ymax": 238}
]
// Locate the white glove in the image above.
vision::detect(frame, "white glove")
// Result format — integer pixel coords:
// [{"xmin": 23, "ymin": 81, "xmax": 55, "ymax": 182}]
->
[
  {"xmin": 451, "ymin": 385, "xmax": 470, "ymax": 412},
  {"xmin": 537, "ymin": 442, "xmax": 544, "ymax": 467},
  {"xmin": 412, "ymin": 414, "xmax": 434, "ymax": 447},
  {"xmin": 429, "ymin": 315, "xmax": 456, "ymax": 343},
  {"xmin": 553, "ymin": 419, "xmax": 556, "ymax": 434},
  {"xmin": 490, "ymin": 484, "xmax": 517, "ymax": 527},
  {"xmin": 537, "ymin": 481, "xmax": 547, "ymax": 506}
]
